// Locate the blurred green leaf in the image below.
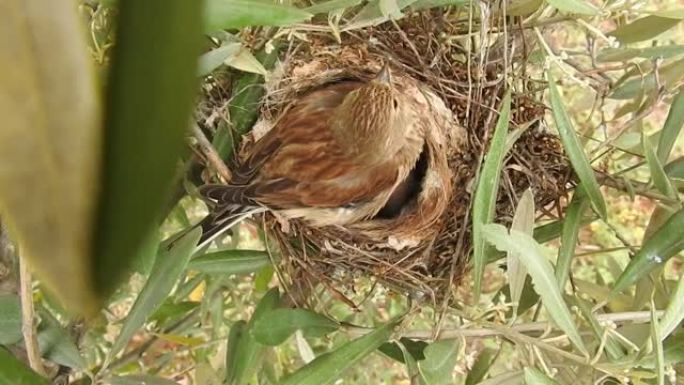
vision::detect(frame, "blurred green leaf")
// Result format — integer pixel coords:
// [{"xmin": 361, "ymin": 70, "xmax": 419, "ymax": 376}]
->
[
  {"xmin": 508, "ymin": 189, "xmax": 535, "ymax": 307},
  {"xmin": 226, "ymin": 48, "xmax": 268, "ymax": 76},
  {"xmin": 556, "ymin": 188, "xmax": 588, "ymax": 290},
  {"xmin": 657, "ymin": 88, "xmax": 684, "ymax": 163},
  {"xmin": 472, "ymin": 90, "xmax": 512, "ymax": 301},
  {"xmin": 108, "ymin": 228, "xmax": 201, "ymax": 361},
  {"xmin": 306, "ymin": 0, "xmax": 363, "ymax": 14},
  {"xmin": 418, "ymin": 339, "xmax": 460, "ymax": 385},
  {"xmin": 149, "ymin": 301, "xmax": 199, "ymax": 326},
  {"xmin": 483, "ymin": 224, "xmax": 587, "ymax": 354},
  {"xmin": 0, "ymin": 0, "xmax": 101, "ymax": 314},
  {"xmin": 651, "ymin": 303, "xmax": 665, "ymax": 385},
  {"xmin": 608, "ymin": 16, "xmax": 681, "ymax": 44},
  {"xmin": 95, "ymin": 0, "xmax": 202, "ymax": 300},
  {"xmin": 412, "ymin": 0, "xmax": 466, "ymax": 10},
  {"xmin": 597, "ymin": 45, "xmax": 684, "ymax": 62},
  {"xmin": 609, "ymin": 57, "xmax": 684, "ymax": 99},
  {"xmin": 0, "ymin": 348, "xmax": 50, "ymax": 385},
  {"xmin": 204, "ymin": 0, "xmax": 312, "ymax": 31},
  {"xmin": 0, "ymin": 295, "xmax": 21, "ymax": 345},
  {"xmin": 251, "ymin": 309, "xmax": 339, "ymax": 345},
  {"xmin": 188, "ymin": 249, "xmax": 270, "ymax": 275},
  {"xmin": 280, "ymin": 321, "xmax": 396, "ymax": 385},
  {"xmin": 523, "ymin": 368, "xmax": 559, "ymax": 384},
  {"xmin": 197, "ymin": 43, "xmax": 241, "ymax": 77},
  {"xmin": 507, "ymin": 0, "xmax": 543, "ymax": 16},
  {"xmin": 657, "ymin": 270, "xmax": 684, "ymax": 340},
  {"xmin": 379, "ymin": 338, "xmax": 428, "ymax": 364},
  {"xmin": 548, "ymin": 71, "xmax": 606, "ymax": 218},
  {"xmin": 643, "ymin": 132, "xmax": 678, "ymax": 200},
  {"xmin": 611, "ymin": 208, "xmax": 684, "ymax": 295},
  {"xmin": 573, "ymin": 297, "xmax": 625, "ymax": 361},
  {"xmin": 37, "ymin": 309, "xmax": 86, "ymax": 369},
  {"xmin": 226, "ymin": 288, "xmax": 280, "ymax": 385},
  {"xmin": 465, "ymin": 348, "xmax": 497, "ymax": 385},
  {"xmin": 546, "ymin": 0, "xmax": 598, "ymax": 15}
]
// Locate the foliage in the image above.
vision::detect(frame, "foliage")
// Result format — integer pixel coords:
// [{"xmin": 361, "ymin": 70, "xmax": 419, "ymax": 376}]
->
[{"xmin": 1, "ymin": 0, "xmax": 684, "ymax": 384}]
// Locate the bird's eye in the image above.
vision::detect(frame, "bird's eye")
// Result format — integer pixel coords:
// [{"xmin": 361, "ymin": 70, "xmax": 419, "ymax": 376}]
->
[{"xmin": 393, "ymin": 98, "xmax": 399, "ymax": 109}]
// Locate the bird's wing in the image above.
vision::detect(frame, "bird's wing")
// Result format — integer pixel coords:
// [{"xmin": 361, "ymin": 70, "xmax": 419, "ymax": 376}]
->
[{"xmin": 203, "ymin": 80, "xmax": 400, "ymax": 209}]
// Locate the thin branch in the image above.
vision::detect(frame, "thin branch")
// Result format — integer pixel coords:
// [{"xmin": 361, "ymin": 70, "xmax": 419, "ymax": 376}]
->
[
  {"xmin": 19, "ymin": 257, "xmax": 46, "ymax": 377},
  {"xmin": 190, "ymin": 123, "xmax": 232, "ymax": 183}
]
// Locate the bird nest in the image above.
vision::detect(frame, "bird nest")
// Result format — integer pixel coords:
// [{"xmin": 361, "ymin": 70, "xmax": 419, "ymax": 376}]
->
[{"xmin": 196, "ymin": 10, "xmax": 573, "ymax": 308}]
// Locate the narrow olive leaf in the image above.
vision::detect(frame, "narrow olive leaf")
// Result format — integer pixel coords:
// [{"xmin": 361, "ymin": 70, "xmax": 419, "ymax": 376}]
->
[
  {"xmin": 0, "ymin": 0, "xmax": 101, "ymax": 313},
  {"xmin": 226, "ymin": 48, "xmax": 268, "ymax": 76},
  {"xmin": 226, "ymin": 288, "xmax": 280, "ymax": 385},
  {"xmin": 396, "ymin": 341, "xmax": 421, "ymax": 383},
  {"xmin": 643, "ymin": 132, "xmax": 678, "ymax": 200},
  {"xmin": 546, "ymin": 0, "xmax": 598, "ymax": 15},
  {"xmin": 379, "ymin": 0, "xmax": 402, "ymax": 18},
  {"xmin": 507, "ymin": 0, "xmax": 543, "ymax": 17},
  {"xmin": 572, "ymin": 297, "xmax": 624, "ymax": 361},
  {"xmin": 657, "ymin": 88, "xmax": 684, "ymax": 163},
  {"xmin": 418, "ymin": 339, "xmax": 460, "ymax": 385},
  {"xmin": 344, "ymin": 0, "xmax": 415, "ymax": 29},
  {"xmin": 107, "ymin": 228, "xmax": 201, "ymax": 361},
  {"xmin": 37, "ymin": 309, "xmax": 86, "ymax": 369},
  {"xmin": 547, "ymin": 71, "xmax": 606, "ymax": 219},
  {"xmin": 597, "ymin": 46, "xmax": 684, "ymax": 62},
  {"xmin": 0, "ymin": 295, "xmax": 22, "ymax": 345},
  {"xmin": 472, "ymin": 90, "xmax": 513, "ymax": 301},
  {"xmin": 197, "ymin": 43, "xmax": 241, "ymax": 77},
  {"xmin": 556, "ymin": 188, "xmax": 589, "ymax": 290},
  {"xmin": 94, "ymin": 0, "xmax": 201, "ymax": 299},
  {"xmin": 251, "ymin": 309, "xmax": 339, "ymax": 346},
  {"xmin": 610, "ymin": 57, "xmax": 684, "ymax": 100},
  {"xmin": 608, "ymin": 16, "xmax": 681, "ymax": 44},
  {"xmin": 411, "ymin": 0, "xmax": 466, "ymax": 11},
  {"xmin": 508, "ymin": 189, "xmax": 535, "ymax": 307},
  {"xmin": 280, "ymin": 321, "xmax": 396, "ymax": 385},
  {"xmin": 651, "ymin": 302, "xmax": 665, "ymax": 385},
  {"xmin": 305, "ymin": 0, "xmax": 362, "ymax": 14},
  {"xmin": 523, "ymin": 368, "xmax": 560, "ymax": 385},
  {"xmin": 379, "ymin": 338, "xmax": 428, "ymax": 364},
  {"xmin": 658, "ymin": 270, "xmax": 684, "ymax": 340},
  {"xmin": 611, "ymin": 208, "xmax": 684, "ymax": 295},
  {"xmin": 482, "ymin": 224, "xmax": 587, "ymax": 354},
  {"xmin": 187, "ymin": 249, "xmax": 270, "ymax": 275},
  {"xmin": 0, "ymin": 348, "xmax": 50, "ymax": 385},
  {"xmin": 204, "ymin": 0, "xmax": 312, "ymax": 31},
  {"xmin": 465, "ymin": 348, "xmax": 497, "ymax": 385}
]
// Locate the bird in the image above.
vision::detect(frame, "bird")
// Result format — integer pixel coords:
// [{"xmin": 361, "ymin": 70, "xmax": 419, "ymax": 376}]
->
[{"xmin": 198, "ymin": 63, "xmax": 430, "ymax": 242}]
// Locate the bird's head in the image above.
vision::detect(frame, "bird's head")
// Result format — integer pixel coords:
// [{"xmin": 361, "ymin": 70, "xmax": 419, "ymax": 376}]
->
[{"xmin": 330, "ymin": 64, "xmax": 408, "ymax": 164}]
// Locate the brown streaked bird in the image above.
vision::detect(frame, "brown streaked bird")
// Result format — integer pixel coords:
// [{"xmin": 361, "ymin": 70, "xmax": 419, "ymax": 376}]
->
[{"xmin": 199, "ymin": 64, "xmax": 427, "ymax": 240}]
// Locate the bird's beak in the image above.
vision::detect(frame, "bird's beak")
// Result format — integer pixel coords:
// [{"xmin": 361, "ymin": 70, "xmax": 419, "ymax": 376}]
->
[{"xmin": 374, "ymin": 63, "xmax": 391, "ymax": 85}]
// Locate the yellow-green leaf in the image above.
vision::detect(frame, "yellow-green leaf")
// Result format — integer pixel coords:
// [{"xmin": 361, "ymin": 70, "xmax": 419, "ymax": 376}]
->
[
  {"xmin": 608, "ymin": 16, "xmax": 681, "ymax": 44},
  {"xmin": 546, "ymin": 0, "xmax": 598, "ymax": 15},
  {"xmin": 0, "ymin": 0, "xmax": 101, "ymax": 314}
]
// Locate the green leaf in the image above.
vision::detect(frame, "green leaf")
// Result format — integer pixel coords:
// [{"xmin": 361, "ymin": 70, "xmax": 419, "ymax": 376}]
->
[
  {"xmin": 547, "ymin": 71, "xmax": 606, "ymax": 218},
  {"xmin": 188, "ymin": 249, "xmax": 270, "ymax": 275},
  {"xmin": 546, "ymin": 0, "xmax": 599, "ymax": 15},
  {"xmin": 378, "ymin": 338, "xmax": 428, "ymax": 364},
  {"xmin": 305, "ymin": 0, "xmax": 363, "ymax": 14},
  {"xmin": 107, "ymin": 228, "xmax": 201, "ymax": 361},
  {"xmin": 572, "ymin": 297, "xmax": 624, "ymax": 361},
  {"xmin": 251, "ymin": 309, "xmax": 339, "ymax": 346},
  {"xmin": 36, "ymin": 309, "xmax": 86, "ymax": 369},
  {"xmin": 611, "ymin": 208, "xmax": 684, "ymax": 295},
  {"xmin": 411, "ymin": 0, "xmax": 466, "ymax": 11},
  {"xmin": 507, "ymin": 0, "xmax": 544, "ymax": 17},
  {"xmin": 280, "ymin": 321, "xmax": 396, "ymax": 385},
  {"xmin": 657, "ymin": 88, "xmax": 684, "ymax": 163},
  {"xmin": 609, "ymin": 57, "xmax": 684, "ymax": 100},
  {"xmin": 556, "ymin": 188, "xmax": 588, "ymax": 290},
  {"xmin": 523, "ymin": 368, "xmax": 559, "ymax": 384},
  {"xmin": 94, "ymin": 0, "xmax": 202, "ymax": 300},
  {"xmin": 597, "ymin": 45, "xmax": 684, "ymax": 62},
  {"xmin": 0, "ymin": 348, "xmax": 50, "ymax": 385},
  {"xmin": 483, "ymin": 224, "xmax": 587, "ymax": 354},
  {"xmin": 465, "ymin": 348, "xmax": 497, "ymax": 385},
  {"xmin": 0, "ymin": 295, "xmax": 22, "ymax": 345},
  {"xmin": 508, "ymin": 189, "xmax": 535, "ymax": 307},
  {"xmin": 197, "ymin": 43, "xmax": 241, "ymax": 77},
  {"xmin": 658, "ymin": 270, "xmax": 684, "ymax": 340},
  {"xmin": 204, "ymin": 0, "xmax": 312, "ymax": 31},
  {"xmin": 226, "ymin": 288, "xmax": 280, "ymax": 385},
  {"xmin": 418, "ymin": 339, "xmax": 460, "ymax": 385},
  {"xmin": 651, "ymin": 303, "xmax": 665, "ymax": 385},
  {"xmin": 0, "ymin": 0, "xmax": 101, "ymax": 314},
  {"xmin": 472, "ymin": 90, "xmax": 512, "ymax": 301},
  {"xmin": 643, "ymin": 132, "xmax": 678, "ymax": 200},
  {"xmin": 608, "ymin": 16, "xmax": 681, "ymax": 44}
]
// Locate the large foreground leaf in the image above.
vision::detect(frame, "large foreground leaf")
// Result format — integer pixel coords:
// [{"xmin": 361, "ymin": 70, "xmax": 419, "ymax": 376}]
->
[{"xmin": 0, "ymin": 0, "xmax": 101, "ymax": 313}]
